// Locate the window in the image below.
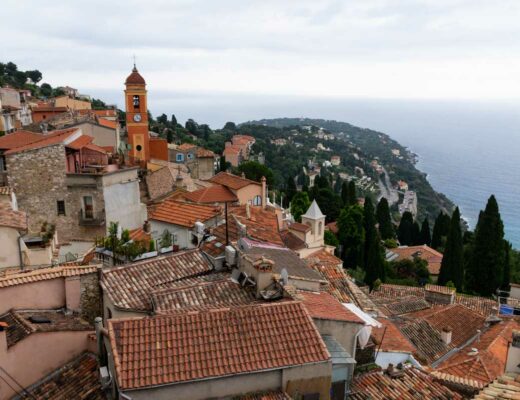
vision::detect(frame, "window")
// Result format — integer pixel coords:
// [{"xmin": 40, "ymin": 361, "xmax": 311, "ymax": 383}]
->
[
  {"xmin": 57, "ymin": 200, "xmax": 66, "ymax": 216},
  {"xmin": 176, "ymin": 153, "xmax": 184, "ymax": 162},
  {"xmin": 252, "ymin": 195, "xmax": 262, "ymax": 206},
  {"xmin": 187, "ymin": 152, "xmax": 194, "ymax": 160},
  {"xmin": 136, "ymin": 145, "xmax": 142, "ymax": 152},
  {"xmin": 133, "ymin": 95, "xmax": 140, "ymax": 109},
  {"xmin": 83, "ymin": 196, "xmax": 93, "ymax": 219},
  {"xmin": 318, "ymin": 221, "xmax": 323, "ymax": 235}
]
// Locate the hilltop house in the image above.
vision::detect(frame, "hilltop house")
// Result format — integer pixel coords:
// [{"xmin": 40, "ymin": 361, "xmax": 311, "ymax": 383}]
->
[{"xmin": 208, "ymin": 172, "xmax": 266, "ymax": 206}]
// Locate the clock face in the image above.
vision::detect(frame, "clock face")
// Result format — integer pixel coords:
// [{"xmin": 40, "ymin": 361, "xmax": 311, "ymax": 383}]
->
[{"xmin": 133, "ymin": 114, "xmax": 142, "ymax": 122}]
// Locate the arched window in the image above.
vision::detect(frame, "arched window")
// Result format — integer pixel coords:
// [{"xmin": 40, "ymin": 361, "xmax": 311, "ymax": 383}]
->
[
  {"xmin": 253, "ymin": 195, "xmax": 262, "ymax": 206},
  {"xmin": 318, "ymin": 221, "xmax": 323, "ymax": 236},
  {"xmin": 306, "ymin": 221, "xmax": 314, "ymax": 235},
  {"xmin": 133, "ymin": 95, "xmax": 140, "ymax": 109}
]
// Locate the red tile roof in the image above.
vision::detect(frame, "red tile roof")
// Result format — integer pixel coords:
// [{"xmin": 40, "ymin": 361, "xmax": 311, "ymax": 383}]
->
[
  {"xmin": 177, "ymin": 143, "xmax": 197, "ymax": 151},
  {"xmin": 350, "ymin": 367, "xmax": 462, "ymax": 400},
  {"xmin": 4, "ymin": 127, "xmax": 80, "ymax": 155},
  {"xmin": 100, "ymin": 249, "xmax": 214, "ymax": 311},
  {"xmin": 152, "ymin": 279, "xmax": 258, "ymax": 314},
  {"xmin": 372, "ymin": 318, "xmax": 416, "ymax": 354},
  {"xmin": 434, "ymin": 320, "xmax": 520, "ymax": 388},
  {"xmin": 108, "ymin": 301, "xmax": 330, "ymax": 390},
  {"xmin": 209, "ymin": 171, "xmax": 261, "ymax": 190},
  {"xmin": 0, "ymin": 265, "xmax": 99, "ymax": 288},
  {"xmin": 305, "ymin": 249, "xmax": 342, "ymax": 269},
  {"xmin": 125, "ymin": 67, "xmax": 146, "ymax": 85},
  {"xmin": 97, "ymin": 117, "xmax": 117, "ymax": 129},
  {"xmin": 128, "ymin": 227, "xmax": 151, "ymax": 242},
  {"xmin": 148, "ymin": 199, "xmax": 221, "ymax": 227},
  {"xmin": 0, "ymin": 203, "xmax": 27, "ymax": 230},
  {"xmin": 325, "ymin": 221, "xmax": 338, "ymax": 234},
  {"xmin": 223, "ymin": 145, "xmax": 242, "ymax": 156},
  {"xmin": 0, "ymin": 130, "xmax": 42, "ymax": 150},
  {"xmin": 236, "ymin": 391, "xmax": 292, "ymax": 400},
  {"xmin": 25, "ymin": 352, "xmax": 106, "ymax": 399},
  {"xmin": 196, "ymin": 147, "xmax": 215, "ymax": 158},
  {"xmin": 299, "ymin": 291, "xmax": 364, "ymax": 323},
  {"xmin": 473, "ymin": 372, "xmax": 520, "ymax": 399},
  {"xmin": 183, "ymin": 184, "xmax": 238, "ymax": 203},
  {"xmin": 401, "ymin": 319, "xmax": 455, "ymax": 364},
  {"xmin": 66, "ymin": 134, "xmax": 93, "ymax": 150},
  {"xmin": 280, "ymin": 230, "xmax": 306, "ymax": 251},
  {"xmin": 289, "ymin": 222, "xmax": 310, "ymax": 233},
  {"xmin": 390, "ymin": 245, "xmax": 443, "ymax": 275}
]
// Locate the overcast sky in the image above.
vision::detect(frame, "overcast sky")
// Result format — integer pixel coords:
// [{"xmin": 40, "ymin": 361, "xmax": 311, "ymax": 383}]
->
[{"xmin": 3, "ymin": 0, "xmax": 520, "ymax": 109}]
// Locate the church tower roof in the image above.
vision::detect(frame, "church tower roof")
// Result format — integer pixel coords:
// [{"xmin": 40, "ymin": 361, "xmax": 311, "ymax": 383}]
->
[
  {"xmin": 302, "ymin": 199, "xmax": 325, "ymax": 220},
  {"xmin": 125, "ymin": 64, "xmax": 146, "ymax": 85}
]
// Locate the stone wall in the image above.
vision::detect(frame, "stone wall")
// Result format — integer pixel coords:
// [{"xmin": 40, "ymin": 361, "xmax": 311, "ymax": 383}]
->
[
  {"xmin": 7, "ymin": 144, "xmax": 105, "ymax": 241},
  {"xmin": 80, "ymin": 271, "xmax": 101, "ymax": 324}
]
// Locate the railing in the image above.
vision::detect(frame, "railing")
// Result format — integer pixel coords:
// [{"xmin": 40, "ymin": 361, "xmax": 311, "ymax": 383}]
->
[{"xmin": 78, "ymin": 209, "xmax": 105, "ymax": 226}]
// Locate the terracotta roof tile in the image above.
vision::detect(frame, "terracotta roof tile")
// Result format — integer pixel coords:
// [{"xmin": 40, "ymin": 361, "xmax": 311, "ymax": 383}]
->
[
  {"xmin": 435, "ymin": 320, "xmax": 520, "ymax": 388},
  {"xmin": 305, "ymin": 249, "xmax": 343, "ymax": 269},
  {"xmin": 280, "ymin": 230, "xmax": 306, "ymax": 251},
  {"xmin": 234, "ymin": 391, "xmax": 292, "ymax": 400},
  {"xmin": 350, "ymin": 367, "xmax": 462, "ymax": 400},
  {"xmin": 209, "ymin": 171, "xmax": 261, "ymax": 190},
  {"xmin": 0, "ymin": 130, "xmax": 42, "ymax": 150},
  {"xmin": 125, "ymin": 67, "xmax": 146, "ymax": 85},
  {"xmin": 66, "ymin": 134, "xmax": 93, "ymax": 150},
  {"xmin": 25, "ymin": 352, "xmax": 106, "ymax": 399},
  {"xmin": 128, "ymin": 227, "xmax": 151, "ymax": 242},
  {"xmin": 100, "ymin": 249, "xmax": 214, "ymax": 311},
  {"xmin": 0, "ymin": 186, "xmax": 13, "ymax": 196},
  {"xmin": 325, "ymin": 221, "xmax": 338, "ymax": 234},
  {"xmin": 97, "ymin": 117, "xmax": 117, "ymax": 129},
  {"xmin": 177, "ymin": 143, "xmax": 197, "ymax": 151},
  {"xmin": 299, "ymin": 291, "xmax": 364, "ymax": 323},
  {"xmin": 196, "ymin": 147, "xmax": 215, "ymax": 158},
  {"xmin": 0, "ymin": 203, "xmax": 27, "ymax": 230},
  {"xmin": 401, "ymin": 319, "xmax": 455, "ymax": 364},
  {"xmin": 4, "ymin": 127, "xmax": 80, "ymax": 155},
  {"xmin": 372, "ymin": 318, "xmax": 416, "ymax": 354},
  {"xmin": 152, "ymin": 279, "xmax": 259, "ymax": 314},
  {"xmin": 388, "ymin": 245, "xmax": 443, "ymax": 275},
  {"xmin": 0, "ymin": 265, "xmax": 99, "ymax": 288},
  {"xmin": 184, "ymin": 184, "xmax": 238, "ymax": 203},
  {"xmin": 473, "ymin": 372, "xmax": 520, "ymax": 399},
  {"xmin": 148, "ymin": 199, "xmax": 221, "ymax": 227},
  {"xmin": 108, "ymin": 301, "xmax": 329, "ymax": 390},
  {"xmin": 289, "ymin": 222, "xmax": 311, "ymax": 233}
]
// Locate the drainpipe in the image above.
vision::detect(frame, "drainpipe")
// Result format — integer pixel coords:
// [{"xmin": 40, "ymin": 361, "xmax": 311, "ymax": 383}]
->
[{"xmin": 17, "ymin": 234, "xmax": 24, "ymax": 270}]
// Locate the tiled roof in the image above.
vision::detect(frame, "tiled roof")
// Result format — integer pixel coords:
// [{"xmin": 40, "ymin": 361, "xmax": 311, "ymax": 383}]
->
[
  {"xmin": 243, "ymin": 244, "xmax": 324, "ymax": 282},
  {"xmin": 128, "ymin": 227, "xmax": 151, "ymax": 242},
  {"xmin": 425, "ymin": 283, "xmax": 456, "ymax": 295},
  {"xmin": 4, "ymin": 127, "xmax": 80, "ymax": 155},
  {"xmin": 0, "ymin": 130, "xmax": 42, "ymax": 150},
  {"xmin": 372, "ymin": 318, "xmax": 416, "ymax": 354},
  {"xmin": 24, "ymin": 352, "xmax": 106, "ymax": 399},
  {"xmin": 305, "ymin": 249, "xmax": 343, "ymax": 269},
  {"xmin": 100, "ymin": 249, "xmax": 213, "ymax": 311},
  {"xmin": 350, "ymin": 367, "xmax": 462, "ymax": 400},
  {"xmin": 375, "ymin": 284, "xmax": 425, "ymax": 298},
  {"xmin": 455, "ymin": 293, "xmax": 498, "ymax": 317},
  {"xmin": 232, "ymin": 134, "xmax": 255, "ymax": 143},
  {"xmin": 298, "ymin": 291, "xmax": 364, "ymax": 323},
  {"xmin": 184, "ymin": 184, "xmax": 238, "ymax": 203},
  {"xmin": 473, "ymin": 372, "xmax": 520, "ymax": 399},
  {"xmin": 325, "ymin": 221, "xmax": 338, "ymax": 234},
  {"xmin": 435, "ymin": 320, "xmax": 520, "ymax": 388},
  {"xmin": 404, "ymin": 304, "xmax": 486, "ymax": 348},
  {"xmin": 401, "ymin": 319, "xmax": 455, "ymax": 364},
  {"xmin": 177, "ymin": 143, "xmax": 197, "ymax": 151},
  {"xmin": 209, "ymin": 171, "xmax": 261, "ymax": 190},
  {"xmin": 289, "ymin": 222, "xmax": 310, "ymax": 233},
  {"xmin": 309, "ymin": 263, "xmax": 352, "ymax": 303},
  {"xmin": 125, "ymin": 67, "xmax": 146, "ymax": 84},
  {"xmin": 231, "ymin": 205, "xmax": 283, "ymax": 245},
  {"xmin": 0, "ymin": 203, "xmax": 27, "ymax": 230},
  {"xmin": 0, "ymin": 265, "xmax": 99, "ymax": 288},
  {"xmin": 234, "ymin": 391, "xmax": 292, "ymax": 400},
  {"xmin": 388, "ymin": 245, "xmax": 443, "ymax": 275},
  {"xmin": 196, "ymin": 147, "xmax": 215, "ymax": 158},
  {"xmin": 280, "ymin": 230, "xmax": 306, "ymax": 251},
  {"xmin": 152, "ymin": 279, "xmax": 258, "ymax": 314},
  {"xmin": 97, "ymin": 117, "xmax": 117, "ymax": 129},
  {"xmin": 148, "ymin": 199, "xmax": 221, "ymax": 227},
  {"xmin": 66, "ymin": 134, "xmax": 93, "ymax": 150},
  {"xmin": 0, "ymin": 309, "xmax": 92, "ymax": 347},
  {"xmin": 371, "ymin": 294, "xmax": 431, "ymax": 316},
  {"xmin": 108, "ymin": 302, "xmax": 330, "ymax": 390},
  {"xmin": 223, "ymin": 145, "xmax": 241, "ymax": 155}
]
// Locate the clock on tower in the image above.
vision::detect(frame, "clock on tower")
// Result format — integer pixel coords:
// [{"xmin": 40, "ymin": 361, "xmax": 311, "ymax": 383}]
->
[{"xmin": 124, "ymin": 64, "xmax": 150, "ymax": 163}]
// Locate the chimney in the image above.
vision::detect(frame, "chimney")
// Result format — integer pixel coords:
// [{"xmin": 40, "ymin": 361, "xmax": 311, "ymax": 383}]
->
[
  {"xmin": 241, "ymin": 172, "xmax": 246, "ymax": 179},
  {"xmin": 506, "ymin": 330, "xmax": 520, "ymax": 373},
  {"xmin": 261, "ymin": 176, "xmax": 267, "ymax": 210},
  {"xmin": 252, "ymin": 256, "xmax": 275, "ymax": 298},
  {"xmin": 441, "ymin": 326, "xmax": 452, "ymax": 345},
  {"xmin": 246, "ymin": 203, "xmax": 251, "ymax": 219},
  {"xmin": 143, "ymin": 220, "xmax": 151, "ymax": 233},
  {"xmin": 0, "ymin": 322, "xmax": 8, "ymax": 356}
]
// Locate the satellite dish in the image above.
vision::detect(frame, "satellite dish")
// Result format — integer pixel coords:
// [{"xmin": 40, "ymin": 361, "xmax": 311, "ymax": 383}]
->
[{"xmin": 280, "ymin": 268, "xmax": 289, "ymax": 286}]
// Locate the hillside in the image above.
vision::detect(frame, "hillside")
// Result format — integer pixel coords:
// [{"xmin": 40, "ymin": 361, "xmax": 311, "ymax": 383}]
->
[{"xmin": 240, "ymin": 117, "xmax": 454, "ymax": 222}]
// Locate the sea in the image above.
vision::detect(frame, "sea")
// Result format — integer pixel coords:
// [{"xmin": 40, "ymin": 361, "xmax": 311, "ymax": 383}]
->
[{"xmin": 97, "ymin": 90, "xmax": 520, "ymax": 248}]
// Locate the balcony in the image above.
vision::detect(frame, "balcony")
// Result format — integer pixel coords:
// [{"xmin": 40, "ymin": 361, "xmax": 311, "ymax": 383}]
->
[{"xmin": 78, "ymin": 209, "xmax": 105, "ymax": 226}]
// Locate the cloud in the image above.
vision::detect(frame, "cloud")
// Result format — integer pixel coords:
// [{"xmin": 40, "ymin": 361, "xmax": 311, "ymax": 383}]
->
[{"xmin": 2, "ymin": 0, "xmax": 520, "ymax": 105}]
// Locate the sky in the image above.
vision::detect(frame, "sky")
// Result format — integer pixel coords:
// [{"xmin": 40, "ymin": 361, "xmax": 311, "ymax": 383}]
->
[{"xmin": 2, "ymin": 0, "xmax": 520, "ymax": 113}]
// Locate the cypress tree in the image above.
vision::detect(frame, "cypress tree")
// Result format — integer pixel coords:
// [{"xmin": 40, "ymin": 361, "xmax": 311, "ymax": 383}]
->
[
  {"xmin": 286, "ymin": 176, "xmax": 297, "ymax": 205},
  {"xmin": 438, "ymin": 207, "xmax": 464, "ymax": 290},
  {"xmin": 411, "ymin": 221, "xmax": 421, "ymax": 245},
  {"xmin": 347, "ymin": 181, "xmax": 357, "ymax": 206},
  {"xmin": 397, "ymin": 211, "xmax": 414, "ymax": 246},
  {"xmin": 431, "ymin": 211, "xmax": 450, "ymax": 250},
  {"xmin": 341, "ymin": 182, "xmax": 349, "ymax": 206},
  {"xmin": 365, "ymin": 230, "xmax": 386, "ymax": 290},
  {"xmin": 337, "ymin": 205, "xmax": 365, "ymax": 269},
  {"xmin": 334, "ymin": 178, "xmax": 343, "ymax": 194},
  {"xmin": 419, "ymin": 218, "xmax": 432, "ymax": 246},
  {"xmin": 467, "ymin": 195, "xmax": 506, "ymax": 296},
  {"xmin": 363, "ymin": 197, "xmax": 376, "ymax": 270},
  {"xmin": 376, "ymin": 197, "xmax": 394, "ymax": 240}
]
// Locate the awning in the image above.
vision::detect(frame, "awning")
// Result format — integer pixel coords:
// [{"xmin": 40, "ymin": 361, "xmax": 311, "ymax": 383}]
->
[{"xmin": 342, "ymin": 303, "xmax": 382, "ymax": 328}]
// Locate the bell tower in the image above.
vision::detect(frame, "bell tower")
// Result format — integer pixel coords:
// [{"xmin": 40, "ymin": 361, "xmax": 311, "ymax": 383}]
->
[{"xmin": 124, "ymin": 64, "xmax": 150, "ymax": 163}]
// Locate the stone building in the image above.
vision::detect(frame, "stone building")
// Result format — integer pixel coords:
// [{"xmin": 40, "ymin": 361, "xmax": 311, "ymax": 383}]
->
[
  {"xmin": 168, "ymin": 143, "xmax": 215, "ymax": 180},
  {"xmin": 4, "ymin": 127, "xmax": 146, "ymax": 241}
]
